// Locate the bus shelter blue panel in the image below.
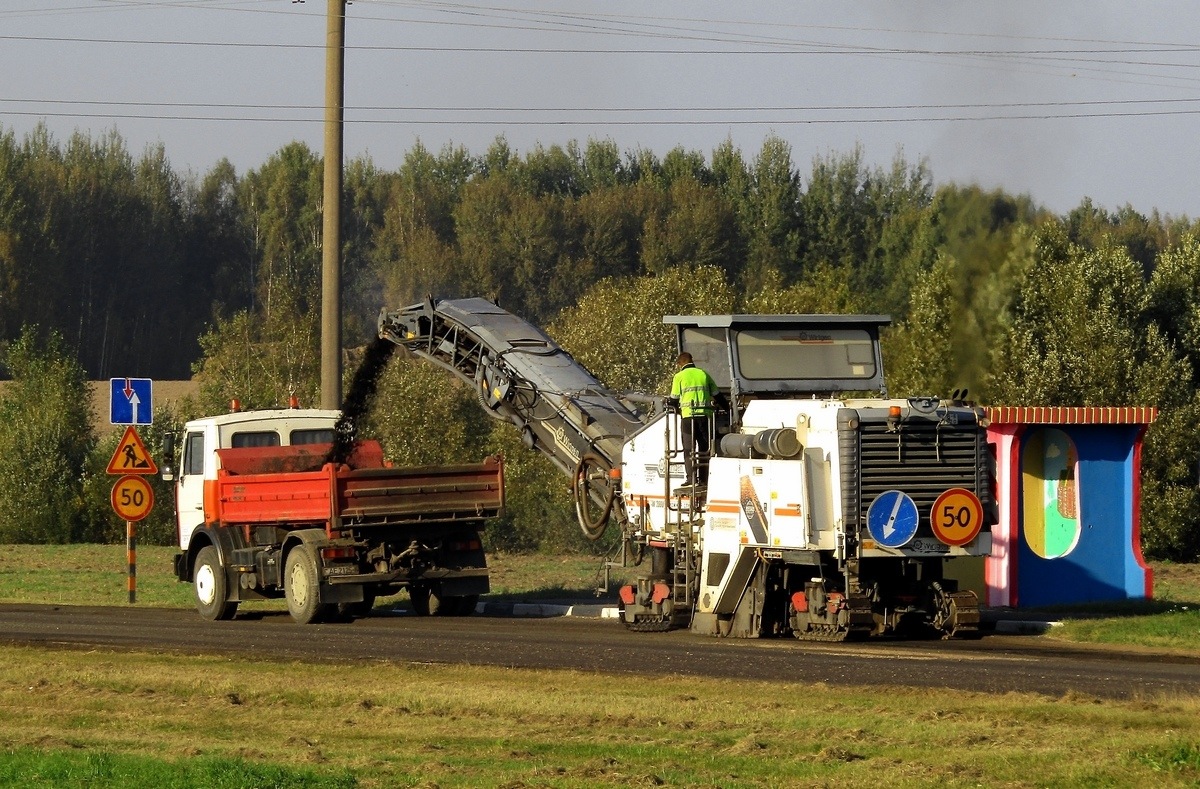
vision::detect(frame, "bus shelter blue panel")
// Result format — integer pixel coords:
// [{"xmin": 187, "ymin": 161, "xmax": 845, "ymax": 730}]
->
[{"xmin": 1016, "ymin": 424, "xmax": 1151, "ymax": 607}]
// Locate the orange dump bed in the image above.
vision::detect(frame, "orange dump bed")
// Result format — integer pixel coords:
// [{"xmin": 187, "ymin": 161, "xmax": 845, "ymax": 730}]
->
[{"xmin": 213, "ymin": 442, "xmax": 504, "ymax": 528}]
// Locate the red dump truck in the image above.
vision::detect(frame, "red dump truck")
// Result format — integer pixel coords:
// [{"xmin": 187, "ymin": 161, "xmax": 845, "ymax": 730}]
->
[{"xmin": 166, "ymin": 408, "xmax": 504, "ymax": 624}]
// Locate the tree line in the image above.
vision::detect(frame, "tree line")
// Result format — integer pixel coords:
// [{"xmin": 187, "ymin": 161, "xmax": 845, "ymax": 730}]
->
[{"xmin": 1, "ymin": 123, "xmax": 1197, "ymax": 559}]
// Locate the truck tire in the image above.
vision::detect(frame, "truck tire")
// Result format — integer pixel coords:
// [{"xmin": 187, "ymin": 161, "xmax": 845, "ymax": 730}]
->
[
  {"xmin": 410, "ymin": 586, "xmax": 476, "ymax": 616},
  {"xmin": 451, "ymin": 594, "xmax": 479, "ymax": 616},
  {"xmin": 337, "ymin": 591, "xmax": 377, "ymax": 620},
  {"xmin": 408, "ymin": 585, "xmax": 432, "ymax": 616},
  {"xmin": 285, "ymin": 545, "xmax": 332, "ymax": 625},
  {"xmin": 194, "ymin": 546, "xmax": 238, "ymax": 621}
]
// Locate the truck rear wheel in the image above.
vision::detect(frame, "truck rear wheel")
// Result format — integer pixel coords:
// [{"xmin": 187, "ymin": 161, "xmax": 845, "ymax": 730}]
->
[
  {"xmin": 408, "ymin": 585, "xmax": 432, "ymax": 616},
  {"xmin": 451, "ymin": 594, "xmax": 479, "ymax": 616},
  {"xmin": 337, "ymin": 591, "xmax": 377, "ymax": 620},
  {"xmin": 194, "ymin": 546, "xmax": 238, "ymax": 621},
  {"xmin": 409, "ymin": 586, "xmax": 476, "ymax": 616},
  {"xmin": 285, "ymin": 545, "xmax": 332, "ymax": 625}
]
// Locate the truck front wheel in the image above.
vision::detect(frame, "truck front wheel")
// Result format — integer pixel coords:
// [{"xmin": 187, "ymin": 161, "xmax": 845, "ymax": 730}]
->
[
  {"xmin": 285, "ymin": 545, "xmax": 332, "ymax": 625},
  {"xmin": 194, "ymin": 546, "xmax": 238, "ymax": 621}
]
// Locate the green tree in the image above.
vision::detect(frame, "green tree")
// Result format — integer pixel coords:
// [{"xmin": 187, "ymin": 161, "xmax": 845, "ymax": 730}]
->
[
  {"xmin": 726, "ymin": 136, "xmax": 803, "ymax": 294},
  {"xmin": 341, "ymin": 156, "xmax": 391, "ymax": 346},
  {"xmin": 987, "ymin": 224, "xmax": 1184, "ymax": 405},
  {"xmin": 186, "ymin": 158, "xmax": 254, "ymax": 318},
  {"xmin": 549, "ymin": 266, "xmax": 737, "ymax": 392},
  {"xmin": 579, "ymin": 138, "xmax": 629, "ymax": 192},
  {"xmin": 660, "ymin": 146, "xmax": 711, "ymax": 186},
  {"xmin": 882, "ymin": 254, "xmax": 961, "ymax": 398},
  {"xmin": 371, "ymin": 144, "xmax": 472, "ymax": 310},
  {"xmin": 191, "ymin": 308, "xmax": 320, "ymax": 413},
  {"xmin": 1138, "ymin": 394, "xmax": 1200, "ymax": 561},
  {"xmin": 1139, "ymin": 234, "xmax": 1200, "ymax": 559},
  {"xmin": 571, "ymin": 185, "xmax": 642, "ymax": 282},
  {"xmin": 238, "ymin": 142, "xmax": 323, "ymax": 320},
  {"xmin": 740, "ymin": 263, "xmax": 865, "ymax": 315},
  {"xmin": 454, "ymin": 175, "xmax": 519, "ymax": 304},
  {"xmin": 986, "ymin": 223, "xmax": 1197, "ymax": 560},
  {"xmin": 1065, "ymin": 199, "xmax": 1168, "ymax": 277},
  {"xmin": 800, "ymin": 147, "xmax": 935, "ymax": 318},
  {"xmin": 511, "ymin": 142, "xmax": 583, "ymax": 198},
  {"xmin": 363, "ymin": 357, "xmax": 492, "ymax": 467},
  {"xmin": 911, "ymin": 186, "xmax": 1044, "ymax": 395},
  {"xmin": 640, "ymin": 177, "xmax": 738, "ymax": 277},
  {"xmin": 481, "ymin": 423, "xmax": 578, "ymax": 553},
  {"xmin": 0, "ymin": 126, "xmax": 203, "ymax": 378},
  {"xmin": 0, "ymin": 327, "xmax": 94, "ymax": 543}
]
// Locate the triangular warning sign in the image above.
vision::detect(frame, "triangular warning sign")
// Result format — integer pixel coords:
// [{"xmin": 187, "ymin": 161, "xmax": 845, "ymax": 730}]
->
[{"xmin": 107, "ymin": 425, "xmax": 158, "ymax": 475}]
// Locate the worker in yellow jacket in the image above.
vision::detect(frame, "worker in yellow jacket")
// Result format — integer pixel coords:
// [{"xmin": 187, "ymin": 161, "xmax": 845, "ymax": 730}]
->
[{"xmin": 670, "ymin": 351, "xmax": 718, "ymax": 487}]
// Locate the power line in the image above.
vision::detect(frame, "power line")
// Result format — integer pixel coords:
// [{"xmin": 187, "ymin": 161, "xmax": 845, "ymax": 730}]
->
[
  {"xmin": 385, "ymin": 0, "xmax": 1200, "ymax": 51},
  {"xmin": 9, "ymin": 107, "xmax": 1200, "ymax": 125},
  {"xmin": 8, "ymin": 2, "xmax": 1200, "ymax": 129},
  {"xmin": 8, "ymin": 96, "xmax": 1200, "ymax": 113},
  {"xmin": 6, "ymin": 31, "xmax": 1200, "ymax": 60}
]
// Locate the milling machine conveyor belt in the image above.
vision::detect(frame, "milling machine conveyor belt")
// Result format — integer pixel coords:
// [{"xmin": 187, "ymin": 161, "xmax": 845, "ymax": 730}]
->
[{"xmin": 378, "ymin": 297, "xmax": 657, "ymax": 482}]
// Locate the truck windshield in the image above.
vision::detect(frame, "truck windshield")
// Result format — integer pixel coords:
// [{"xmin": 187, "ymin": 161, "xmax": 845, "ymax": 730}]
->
[{"xmin": 735, "ymin": 328, "xmax": 876, "ymax": 381}]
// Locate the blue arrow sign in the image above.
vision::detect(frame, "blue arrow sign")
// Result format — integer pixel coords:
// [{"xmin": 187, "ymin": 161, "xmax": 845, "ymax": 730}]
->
[
  {"xmin": 110, "ymin": 378, "xmax": 153, "ymax": 425},
  {"xmin": 866, "ymin": 490, "xmax": 919, "ymax": 548}
]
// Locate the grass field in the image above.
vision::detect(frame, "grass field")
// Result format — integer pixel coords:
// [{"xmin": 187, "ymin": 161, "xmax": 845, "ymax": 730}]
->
[
  {"xmin": 1, "ymin": 546, "xmax": 1199, "ymax": 786},
  {"xmin": 0, "ymin": 544, "xmax": 620, "ymax": 613},
  {"xmin": 1048, "ymin": 561, "xmax": 1200, "ymax": 652},
  {"xmin": 2, "ymin": 644, "xmax": 1200, "ymax": 787}
]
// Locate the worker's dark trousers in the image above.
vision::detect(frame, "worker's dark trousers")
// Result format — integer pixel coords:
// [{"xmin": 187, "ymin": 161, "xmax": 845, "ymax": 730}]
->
[{"xmin": 680, "ymin": 414, "xmax": 711, "ymax": 485}]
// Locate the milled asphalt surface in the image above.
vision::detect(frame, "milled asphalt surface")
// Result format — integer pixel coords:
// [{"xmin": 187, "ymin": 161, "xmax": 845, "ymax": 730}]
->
[
  {"xmin": 469, "ymin": 597, "xmax": 1064, "ymax": 634},
  {"xmin": 2, "ymin": 601, "xmax": 1197, "ymax": 700}
]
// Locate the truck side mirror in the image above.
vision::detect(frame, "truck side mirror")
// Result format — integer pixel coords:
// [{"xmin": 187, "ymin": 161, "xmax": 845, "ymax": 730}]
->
[{"xmin": 161, "ymin": 434, "xmax": 176, "ymax": 482}]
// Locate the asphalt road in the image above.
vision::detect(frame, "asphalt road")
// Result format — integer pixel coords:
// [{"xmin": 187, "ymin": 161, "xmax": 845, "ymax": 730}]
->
[{"xmin": 1, "ymin": 603, "xmax": 1197, "ymax": 700}]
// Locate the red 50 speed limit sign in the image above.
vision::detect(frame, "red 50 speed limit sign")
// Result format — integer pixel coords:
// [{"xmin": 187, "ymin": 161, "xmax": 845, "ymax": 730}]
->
[
  {"xmin": 111, "ymin": 475, "xmax": 154, "ymax": 522},
  {"xmin": 930, "ymin": 487, "xmax": 983, "ymax": 547}
]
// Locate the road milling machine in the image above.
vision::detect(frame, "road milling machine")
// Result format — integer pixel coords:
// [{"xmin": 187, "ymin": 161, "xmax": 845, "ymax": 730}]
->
[{"xmin": 379, "ymin": 298, "xmax": 995, "ymax": 640}]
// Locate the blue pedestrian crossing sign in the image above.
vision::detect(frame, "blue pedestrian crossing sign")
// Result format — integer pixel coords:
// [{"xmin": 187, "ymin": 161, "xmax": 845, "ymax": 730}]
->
[
  {"xmin": 866, "ymin": 490, "xmax": 919, "ymax": 548},
  {"xmin": 110, "ymin": 378, "xmax": 153, "ymax": 425}
]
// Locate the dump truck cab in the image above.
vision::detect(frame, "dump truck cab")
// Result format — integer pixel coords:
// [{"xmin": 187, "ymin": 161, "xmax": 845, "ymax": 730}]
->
[{"xmin": 172, "ymin": 408, "xmax": 340, "ymax": 552}]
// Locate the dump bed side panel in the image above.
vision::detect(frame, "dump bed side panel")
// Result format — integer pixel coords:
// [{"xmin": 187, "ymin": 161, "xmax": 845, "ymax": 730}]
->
[
  {"xmin": 338, "ymin": 458, "xmax": 505, "ymax": 524},
  {"xmin": 213, "ymin": 448, "xmax": 504, "ymax": 528},
  {"xmin": 216, "ymin": 466, "xmax": 333, "ymax": 526}
]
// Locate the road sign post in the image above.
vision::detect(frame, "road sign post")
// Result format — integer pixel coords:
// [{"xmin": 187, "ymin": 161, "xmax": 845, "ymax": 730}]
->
[
  {"xmin": 127, "ymin": 519, "xmax": 136, "ymax": 604},
  {"xmin": 111, "ymin": 474, "xmax": 154, "ymax": 605},
  {"xmin": 109, "ymin": 378, "xmax": 153, "ymax": 425}
]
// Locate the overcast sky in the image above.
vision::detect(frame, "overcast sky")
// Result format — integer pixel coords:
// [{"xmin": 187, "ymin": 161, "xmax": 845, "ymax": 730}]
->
[{"xmin": 5, "ymin": 1, "xmax": 1200, "ymax": 218}]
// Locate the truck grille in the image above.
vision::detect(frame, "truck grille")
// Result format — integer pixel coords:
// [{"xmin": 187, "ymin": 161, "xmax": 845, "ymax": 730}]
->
[{"xmin": 839, "ymin": 416, "xmax": 993, "ymax": 531}]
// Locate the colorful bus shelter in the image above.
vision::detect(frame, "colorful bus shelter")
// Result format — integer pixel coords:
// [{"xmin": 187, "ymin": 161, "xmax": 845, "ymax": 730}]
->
[{"xmin": 984, "ymin": 406, "xmax": 1157, "ymax": 608}]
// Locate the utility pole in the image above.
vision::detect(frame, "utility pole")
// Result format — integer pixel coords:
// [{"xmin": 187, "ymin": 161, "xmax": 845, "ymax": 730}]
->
[{"xmin": 320, "ymin": 0, "xmax": 345, "ymax": 409}]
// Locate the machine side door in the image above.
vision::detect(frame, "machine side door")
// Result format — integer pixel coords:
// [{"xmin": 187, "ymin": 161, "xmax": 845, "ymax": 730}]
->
[{"xmin": 176, "ymin": 429, "xmax": 208, "ymax": 549}]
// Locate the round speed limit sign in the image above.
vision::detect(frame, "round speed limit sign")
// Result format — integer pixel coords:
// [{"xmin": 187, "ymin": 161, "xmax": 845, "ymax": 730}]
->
[
  {"xmin": 111, "ymin": 475, "xmax": 154, "ymax": 522},
  {"xmin": 930, "ymin": 488, "xmax": 983, "ymax": 547}
]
